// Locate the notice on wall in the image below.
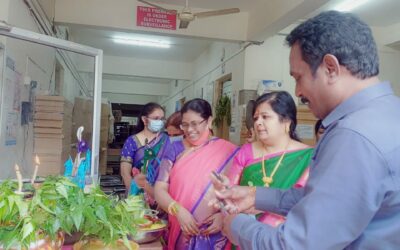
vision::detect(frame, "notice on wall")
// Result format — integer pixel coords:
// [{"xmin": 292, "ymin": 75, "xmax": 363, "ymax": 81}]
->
[
  {"xmin": 5, "ymin": 112, "xmax": 17, "ymax": 146},
  {"xmin": 5, "ymin": 56, "xmax": 21, "ymax": 112},
  {"xmin": 136, "ymin": 6, "xmax": 177, "ymax": 30},
  {"xmin": 3, "ymin": 56, "xmax": 21, "ymax": 146}
]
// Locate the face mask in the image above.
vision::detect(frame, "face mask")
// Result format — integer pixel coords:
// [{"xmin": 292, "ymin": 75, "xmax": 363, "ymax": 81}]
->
[
  {"xmin": 147, "ymin": 119, "xmax": 164, "ymax": 133},
  {"xmin": 186, "ymin": 127, "xmax": 210, "ymax": 146}
]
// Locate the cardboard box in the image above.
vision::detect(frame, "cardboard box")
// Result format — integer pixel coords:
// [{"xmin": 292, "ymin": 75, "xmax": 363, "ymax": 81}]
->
[
  {"xmin": 33, "ymin": 96, "xmax": 73, "ymax": 176},
  {"xmin": 296, "ymin": 105, "xmax": 318, "ymax": 146}
]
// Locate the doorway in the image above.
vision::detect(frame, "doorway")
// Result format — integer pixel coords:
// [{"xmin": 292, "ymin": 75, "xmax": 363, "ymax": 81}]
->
[{"xmin": 213, "ymin": 73, "xmax": 232, "ymax": 140}]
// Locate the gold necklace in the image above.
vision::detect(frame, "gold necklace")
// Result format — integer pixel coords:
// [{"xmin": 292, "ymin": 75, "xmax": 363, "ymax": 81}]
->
[{"xmin": 261, "ymin": 144, "xmax": 289, "ymax": 187}]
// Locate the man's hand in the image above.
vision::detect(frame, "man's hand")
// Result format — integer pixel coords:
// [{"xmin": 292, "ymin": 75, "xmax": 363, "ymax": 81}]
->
[
  {"xmin": 222, "ymin": 214, "xmax": 239, "ymax": 245},
  {"xmin": 209, "ymin": 173, "xmax": 257, "ymax": 214}
]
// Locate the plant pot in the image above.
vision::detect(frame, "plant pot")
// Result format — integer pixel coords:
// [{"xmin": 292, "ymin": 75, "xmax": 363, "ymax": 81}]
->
[
  {"xmin": 73, "ymin": 238, "xmax": 139, "ymax": 250},
  {"xmin": 64, "ymin": 232, "xmax": 83, "ymax": 245}
]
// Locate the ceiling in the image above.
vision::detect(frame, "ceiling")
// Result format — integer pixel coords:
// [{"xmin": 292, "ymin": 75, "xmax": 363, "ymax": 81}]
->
[
  {"xmin": 149, "ymin": 0, "xmax": 255, "ymax": 12},
  {"xmin": 103, "ymin": 73, "xmax": 173, "ymax": 84},
  {"xmin": 66, "ymin": 0, "xmax": 400, "ymax": 68},
  {"xmin": 313, "ymin": 0, "xmax": 400, "ymax": 27},
  {"xmin": 354, "ymin": 0, "xmax": 400, "ymax": 27},
  {"xmin": 68, "ymin": 24, "xmax": 214, "ymax": 62}
]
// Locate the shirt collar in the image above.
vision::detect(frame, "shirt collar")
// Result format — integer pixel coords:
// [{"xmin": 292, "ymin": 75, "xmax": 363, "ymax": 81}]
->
[{"xmin": 322, "ymin": 81, "xmax": 393, "ymax": 129}]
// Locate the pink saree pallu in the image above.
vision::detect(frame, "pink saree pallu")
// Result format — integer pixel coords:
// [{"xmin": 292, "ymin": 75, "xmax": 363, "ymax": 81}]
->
[{"xmin": 168, "ymin": 138, "xmax": 239, "ymax": 250}]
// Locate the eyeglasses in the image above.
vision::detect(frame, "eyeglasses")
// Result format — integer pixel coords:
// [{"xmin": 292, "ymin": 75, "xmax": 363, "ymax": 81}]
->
[
  {"xmin": 180, "ymin": 119, "xmax": 206, "ymax": 130},
  {"xmin": 147, "ymin": 116, "xmax": 166, "ymax": 122}
]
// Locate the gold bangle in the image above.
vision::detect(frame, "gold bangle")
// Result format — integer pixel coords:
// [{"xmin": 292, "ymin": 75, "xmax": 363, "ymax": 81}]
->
[
  {"xmin": 168, "ymin": 201, "xmax": 180, "ymax": 216},
  {"xmin": 167, "ymin": 201, "xmax": 175, "ymax": 214}
]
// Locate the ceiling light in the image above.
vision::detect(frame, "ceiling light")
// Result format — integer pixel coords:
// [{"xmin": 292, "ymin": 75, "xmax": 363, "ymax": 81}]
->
[
  {"xmin": 113, "ymin": 36, "xmax": 170, "ymax": 48},
  {"xmin": 332, "ymin": 0, "xmax": 370, "ymax": 12}
]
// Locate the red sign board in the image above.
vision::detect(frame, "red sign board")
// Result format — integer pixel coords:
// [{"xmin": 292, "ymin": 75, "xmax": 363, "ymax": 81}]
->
[{"xmin": 137, "ymin": 6, "xmax": 177, "ymax": 30}]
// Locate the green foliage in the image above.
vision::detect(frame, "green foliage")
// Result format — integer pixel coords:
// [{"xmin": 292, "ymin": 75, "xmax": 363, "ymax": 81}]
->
[
  {"xmin": 0, "ymin": 180, "xmax": 29, "ymax": 249},
  {"xmin": 79, "ymin": 186, "xmax": 136, "ymax": 247},
  {"xmin": 213, "ymin": 95, "xmax": 231, "ymax": 127},
  {"xmin": 0, "ymin": 176, "xmax": 138, "ymax": 250}
]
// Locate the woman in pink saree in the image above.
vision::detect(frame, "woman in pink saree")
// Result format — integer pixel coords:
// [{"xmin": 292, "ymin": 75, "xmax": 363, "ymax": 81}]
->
[{"xmin": 155, "ymin": 98, "xmax": 239, "ymax": 250}]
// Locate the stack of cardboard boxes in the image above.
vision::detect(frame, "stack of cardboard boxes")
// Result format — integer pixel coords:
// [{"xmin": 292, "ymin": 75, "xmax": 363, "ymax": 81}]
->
[
  {"xmin": 33, "ymin": 95, "xmax": 73, "ymax": 176},
  {"xmin": 296, "ymin": 105, "xmax": 318, "ymax": 146}
]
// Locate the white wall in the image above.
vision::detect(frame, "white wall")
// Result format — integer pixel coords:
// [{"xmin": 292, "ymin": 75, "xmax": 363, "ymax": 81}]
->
[
  {"xmin": 90, "ymin": 52, "xmax": 192, "ymax": 109},
  {"xmin": 103, "ymin": 92, "xmax": 157, "ymax": 105},
  {"xmin": 191, "ymin": 42, "xmax": 245, "ymax": 145},
  {"xmin": 0, "ymin": 0, "xmax": 55, "ymax": 179},
  {"xmin": 244, "ymin": 35, "xmax": 293, "ymax": 96},
  {"xmin": 373, "ymin": 23, "xmax": 400, "ymax": 48},
  {"xmin": 103, "ymin": 79, "xmax": 169, "ymax": 96},
  {"xmin": 372, "ymin": 26, "xmax": 400, "ymax": 96},
  {"xmin": 62, "ymin": 64, "xmax": 81, "ymax": 102},
  {"xmin": 159, "ymin": 79, "xmax": 191, "ymax": 116},
  {"xmin": 0, "ymin": 0, "xmax": 86, "ymax": 179},
  {"xmin": 159, "ymin": 41, "xmax": 246, "ymax": 144},
  {"xmin": 0, "ymin": 0, "xmax": 9, "ymax": 24},
  {"xmin": 378, "ymin": 46, "xmax": 400, "ymax": 95},
  {"xmin": 243, "ymin": 32, "xmax": 400, "ymax": 101},
  {"xmin": 103, "ymin": 55, "xmax": 192, "ymax": 80}
]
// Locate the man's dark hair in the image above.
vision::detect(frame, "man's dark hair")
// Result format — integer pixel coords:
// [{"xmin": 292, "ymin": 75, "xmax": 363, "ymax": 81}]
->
[
  {"xmin": 286, "ymin": 11, "xmax": 379, "ymax": 79},
  {"xmin": 314, "ymin": 119, "xmax": 323, "ymax": 135}
]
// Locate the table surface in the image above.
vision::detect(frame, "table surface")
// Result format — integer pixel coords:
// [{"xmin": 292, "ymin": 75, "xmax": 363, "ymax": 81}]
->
[
  {"xmin": 61, "ymin": 240, "xmax": 163, "ymax": 249},
  {"xmin": 139, "ymin": 240, "xmax": 163, "ymax": 249}
]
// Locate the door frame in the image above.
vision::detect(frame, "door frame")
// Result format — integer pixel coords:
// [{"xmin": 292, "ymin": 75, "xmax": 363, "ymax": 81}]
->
[{"xmin": 213, "ymin": 73, "xmax": 232, "ymax": 140}]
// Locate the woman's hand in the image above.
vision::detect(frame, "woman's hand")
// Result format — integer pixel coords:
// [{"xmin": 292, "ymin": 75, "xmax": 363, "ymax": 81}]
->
[
  {"xmin": 201, "ymin": 213, "xmax": 223, "ymax": 235},
  {"xmin": 176, "ymin": 206, "xmax": 200, "ymax": 236},
  {"xmin": 134, "ymin": 173, "xmax": 147, "ymax": 188}
]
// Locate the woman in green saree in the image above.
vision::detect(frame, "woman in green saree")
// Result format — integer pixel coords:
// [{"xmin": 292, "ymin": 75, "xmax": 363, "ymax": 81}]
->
[{"xmin": 228, "ymin": 91, "xmax": 313, "ymax": 232}]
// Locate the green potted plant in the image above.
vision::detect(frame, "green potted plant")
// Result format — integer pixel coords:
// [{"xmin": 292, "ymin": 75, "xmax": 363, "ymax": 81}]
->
[
  {"xmin": 0, "ymin": 180, "xmax": 30, "ymax": 249},
  {"xmin": 73, "ymin": 186, "xmax": 138, "ymax": 250},
  {"xmin": 33, "ymin": 176, "xmax": 139, "ymax": 249},
  {"xmin": 0, "ymin": 176, "xmax": 140, "ymax": 250},
  {"xmin": 213, "ymin": 95, "xmax": 231, "ymax": 139},
  {"xmin": 0, "ymin": 178, "xmax": 65, "ymax": 250}
]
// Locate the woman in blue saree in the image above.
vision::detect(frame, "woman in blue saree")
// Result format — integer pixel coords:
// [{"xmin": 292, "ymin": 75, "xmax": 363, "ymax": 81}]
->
[{"xmin": 120, "ymin": 102, "xmax": 172, "ymax": 203}]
